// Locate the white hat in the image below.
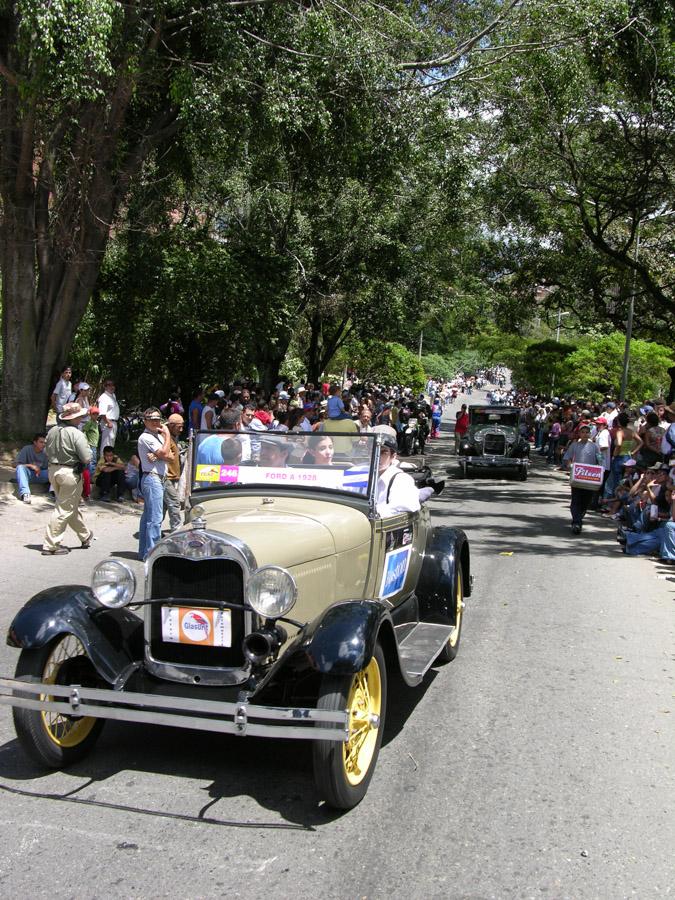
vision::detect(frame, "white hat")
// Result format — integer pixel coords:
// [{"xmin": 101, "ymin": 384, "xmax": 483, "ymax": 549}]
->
[
  {"xmin": 372, "ymin": 424, "xmax": 398, "ymax": 451},
  {"xmin": 214, "ymin": 390, "xmax": 225, "ymax": 398},
  {"xmin": 59, "ymin": 402, "xmax": 89, "ymax": 421}
]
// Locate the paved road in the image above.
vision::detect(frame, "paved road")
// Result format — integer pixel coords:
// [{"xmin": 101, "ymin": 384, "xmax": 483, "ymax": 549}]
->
[{"xmin": 0, "ymin": 395, "xmax": 673, "ymax": 899}]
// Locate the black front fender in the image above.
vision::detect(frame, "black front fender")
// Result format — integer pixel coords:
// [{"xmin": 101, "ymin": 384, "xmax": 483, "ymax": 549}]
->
[
  {"xmin": 7, "ymin": 585, "xmax": 144, "ymax": 688},
  {"xmin": 283, "ymin": 600, "xmax": 392, "ymax": 676}
]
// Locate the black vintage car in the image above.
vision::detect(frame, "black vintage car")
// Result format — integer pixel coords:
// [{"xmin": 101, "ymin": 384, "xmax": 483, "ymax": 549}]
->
[
  {"xmin": 1, "ymin": 432, "xmax": 471, "ymax": 810},
  {"xmin": 457, "ymin": 405, "xmax": 530, "ymax": 480}
]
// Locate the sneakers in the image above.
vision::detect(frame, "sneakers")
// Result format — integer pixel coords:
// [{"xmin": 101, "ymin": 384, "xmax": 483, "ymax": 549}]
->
[
  {"xmin": 41, "ymin": 547, "xmax": 69, "ymax": 555},
  {"xmin": 571, "ymin": 523, "xmax": 582, "ymax": 535},
  {"xmin": 80, "ymin": 532, "xmax": 95, "ymax": 549},
  {"xmin": 21, "ymin": 494, "xmax": 31, "ymax": 504}
]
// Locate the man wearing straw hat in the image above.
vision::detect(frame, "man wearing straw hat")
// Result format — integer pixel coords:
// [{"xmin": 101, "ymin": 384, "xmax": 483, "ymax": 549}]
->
[{"xmin": 42, "ymin": 402, "xmax": 93, "ymax": 555}]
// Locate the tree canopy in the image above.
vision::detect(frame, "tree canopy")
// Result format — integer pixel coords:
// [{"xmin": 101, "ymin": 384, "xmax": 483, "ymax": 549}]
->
[{"xmin": 1, "ymin": 1, "xmax": 672, "ymax": 435}]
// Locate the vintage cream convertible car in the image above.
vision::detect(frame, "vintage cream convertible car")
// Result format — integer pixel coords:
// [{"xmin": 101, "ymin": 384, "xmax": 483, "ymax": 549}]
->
[{"xmin": 2, "ymin": 430, "xmax": 471, "ymax": 809}]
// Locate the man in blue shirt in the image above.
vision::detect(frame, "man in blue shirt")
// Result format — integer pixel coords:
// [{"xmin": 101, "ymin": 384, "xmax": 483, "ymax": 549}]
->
[{"xmin": 15, "ymin": 433, "xmax": 49, "ymax": 504}]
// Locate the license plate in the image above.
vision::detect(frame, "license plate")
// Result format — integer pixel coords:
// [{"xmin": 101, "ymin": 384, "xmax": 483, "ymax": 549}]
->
[{"xmin": 161, "ymin": 606, "xmax": 232, "ymax": 648}]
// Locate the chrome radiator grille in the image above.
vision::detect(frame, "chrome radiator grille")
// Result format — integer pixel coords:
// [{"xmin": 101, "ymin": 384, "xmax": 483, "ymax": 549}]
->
[
  {"xmin": 483, "ymin": 433, "xmax": 506, "ymax": 455},
  {"xmin": 148, "ymin": 556, "xmax": 245, "ymax": 667}
]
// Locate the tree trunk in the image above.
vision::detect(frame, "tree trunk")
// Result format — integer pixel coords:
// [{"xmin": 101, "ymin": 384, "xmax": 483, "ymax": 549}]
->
[
  {"xmin": 306, "ymin": 309, "xmax": 324, "ymax": 385},
  {"xmin": 0, "ymin": 187, "xmax": 112, "ymax": 439},
  {"xmin": 306, "ymin": 307, "xmax": 353, "ymax": 384}
]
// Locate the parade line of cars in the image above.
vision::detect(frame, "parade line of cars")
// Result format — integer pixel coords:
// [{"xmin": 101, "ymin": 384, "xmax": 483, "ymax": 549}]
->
[{"xmin": 1, "ymin": 429, "xmax": 471, "ymax": 809}]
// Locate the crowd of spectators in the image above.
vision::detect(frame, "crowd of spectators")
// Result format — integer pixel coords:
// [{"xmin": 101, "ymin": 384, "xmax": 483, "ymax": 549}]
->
[
  {"xmin": 16, "ymin": 364, "xmax": 674, "ymax": 566},
  {"xmin": 508, "ymin": 394, "xmax": 675, "ymax": 562}
]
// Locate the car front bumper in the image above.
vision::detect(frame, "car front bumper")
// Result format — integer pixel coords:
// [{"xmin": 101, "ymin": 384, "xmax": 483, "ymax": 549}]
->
[
  {"xmin": 0, "ymin": 677, "xmax": 349, "ymax": 742},
  {"xmin": 459, "ymin": 456, "xmax": 528, "ymax": 470}
]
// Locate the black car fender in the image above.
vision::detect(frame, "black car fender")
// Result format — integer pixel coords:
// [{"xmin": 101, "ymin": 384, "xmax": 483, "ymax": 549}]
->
[
  {"xmin": 282, "ymin": 599, "xmax": 394, "ymax": 677},
  {"xmin": 416, "ymin": 526, "xmax": 471, "ymax": 623},
  {"xmin": 6, "ymin": 585, "xmax": 144, "ymax": 687}
]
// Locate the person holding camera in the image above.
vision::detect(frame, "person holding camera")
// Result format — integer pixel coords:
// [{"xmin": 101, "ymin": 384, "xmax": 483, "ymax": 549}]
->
[{"xmin": 41, "ymin": 403, "xmax": 93, "ymax": 555}]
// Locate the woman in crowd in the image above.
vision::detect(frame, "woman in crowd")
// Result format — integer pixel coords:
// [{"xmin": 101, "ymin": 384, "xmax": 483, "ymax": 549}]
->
[
  {"xmin": 304, "ymin": 435, "xmax": 335, "ymax": 466},
  {"xmin": 604, "ymin": 412, "xmax": 643, "ymax": 499},
  {"xmin": 637, "ymin": 411, "xmax": 664, "ymax": 468}
]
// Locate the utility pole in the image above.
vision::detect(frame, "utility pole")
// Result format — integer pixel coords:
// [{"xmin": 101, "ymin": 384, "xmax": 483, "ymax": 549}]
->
[
  {"xmin": 551, "ymin": 309, "xmax": 569, "ymax": 394},
  {"xmin": 620, "ymin": 223, "xmax": 640, "ymax": 403}
]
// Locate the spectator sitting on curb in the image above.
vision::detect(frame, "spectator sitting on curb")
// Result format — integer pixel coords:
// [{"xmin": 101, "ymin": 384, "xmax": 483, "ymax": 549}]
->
[
  {"xmin": 125, "ymin": 453, "xmax": 142, "ymax": 502},
  {"xmin": 14, "ymin": 433, "xmax": 49, "ymax": 504},
  {"xmin": 94, "ymin": 446, "xmax": 127, "ymax": 501}
]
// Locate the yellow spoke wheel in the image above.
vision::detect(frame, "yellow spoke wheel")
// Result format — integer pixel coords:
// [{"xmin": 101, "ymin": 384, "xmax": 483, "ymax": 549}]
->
[
  {"xmin": 343, "ymin": 657, "xmax": 382, "ymax": 786},
  {"xmin": 313, "ymin": 642, "xmax": 387, "ymax": 810},
  {"xmin": 436, "ymin": 567, "xmax": 464, "ymax": 664},
  {"xmin": 13, "ymin": 634, "xmax": 105, "ymax": 769},
  {"xmin": 40, "ymin": 635, "xmax": 98, "ymax": 748}
]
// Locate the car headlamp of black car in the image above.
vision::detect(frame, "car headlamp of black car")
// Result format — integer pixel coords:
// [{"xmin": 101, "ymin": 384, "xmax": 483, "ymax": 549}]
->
[
  {"xmin": 246, "ymin": 566, "xmax": 297, "ymax": 619},
  {"xmin": 91, "ymin": 560, "xmax": 137, "ymax": 608}
]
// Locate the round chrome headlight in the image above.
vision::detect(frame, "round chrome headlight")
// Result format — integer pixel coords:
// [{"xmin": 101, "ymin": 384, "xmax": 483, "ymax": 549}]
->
[
  {"xmin": 246, "ymin": 566, "xmax": 297, "ymax": 619},
  {"xmin": 91, "ymin": 560, "xmax": 136, "ymax": 609}
]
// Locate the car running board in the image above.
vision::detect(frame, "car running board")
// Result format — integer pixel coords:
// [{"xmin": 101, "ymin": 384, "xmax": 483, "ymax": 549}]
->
[{"xmin": 397, "ymin": 622, "xmax": 455, "ymax": 683}]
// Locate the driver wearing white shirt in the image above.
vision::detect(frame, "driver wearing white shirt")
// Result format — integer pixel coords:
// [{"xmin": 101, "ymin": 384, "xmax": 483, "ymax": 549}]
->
[{"xmin": 373, "ymin": 426, "xmax": 421, "ymax": 517}]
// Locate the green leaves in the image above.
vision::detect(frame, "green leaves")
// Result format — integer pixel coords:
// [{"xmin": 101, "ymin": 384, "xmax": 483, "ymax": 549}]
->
[
  {"xmin": 16, "ymin": 0, "xmax": 120, "ymax": 100},
  {"xmin": 560, "ymin": 334, "xmax": 674, "ymax": 401}
]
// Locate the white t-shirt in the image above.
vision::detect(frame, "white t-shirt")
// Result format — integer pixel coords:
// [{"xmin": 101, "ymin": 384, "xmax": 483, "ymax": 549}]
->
[
  {"xmin": 98, "ymin": 390, "xmax": 119, "ymax": 422},
  {"xmin": 376, "ymin": 464, "xmax": 420, "ymax": 517},
  {"xmin": 137, "ymin": 429, "xmax": 167, "ymax": 477},
  {"xmin": 595, "ymin": 429, "xmax": 612, "ymax": 470},
  {"xmin": 52, "ymin": 378, "xmax": 71, "ymax": 413},
  {"xmin": 201, "ymin": 405, "xmax": 217, "ymax": 430}
]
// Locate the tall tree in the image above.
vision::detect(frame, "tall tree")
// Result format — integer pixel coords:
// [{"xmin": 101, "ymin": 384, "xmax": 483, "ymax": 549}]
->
[{"xmin": 475, "ymin": 1, "xmax": 675, "ymax": 333}]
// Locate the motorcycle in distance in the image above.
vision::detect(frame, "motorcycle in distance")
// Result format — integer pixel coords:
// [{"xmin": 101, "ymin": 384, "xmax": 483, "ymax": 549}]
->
[{"xmin": 399, "ymin": 416, "xmax": 419, "ymax": 456}]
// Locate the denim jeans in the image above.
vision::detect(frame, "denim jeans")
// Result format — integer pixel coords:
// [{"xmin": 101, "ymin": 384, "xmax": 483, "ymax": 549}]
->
[
  {"xmin": 604, "ymin": 455, "xmax": 629, "ymax": 499},
  {"xmin": 88, "ymin": 446, "xmax": 98, "ymax": 480},
  {"xmin": 661, "ymin": 521, "xmax": 675, "ymax": 560},
  {"xmin": 625, "ymin": 525, "xmax": 664, "ymax": 556},
  {"xmin": 16, "ymin": 465, "xmax": 50, "ymax": 497},
  {"xmin": 138, "ymin": 474, "xmax": 164, "ymax": 560},
  {"xmin": 125, "ymin": 469, "xmax": 140, "ymax": 500}
]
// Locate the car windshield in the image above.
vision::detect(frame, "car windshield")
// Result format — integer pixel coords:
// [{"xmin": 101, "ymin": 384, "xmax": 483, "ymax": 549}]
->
[
  {"xmin": 471, "ymin": 410, "xmax": 520, "ymax": 428},
  {"xmin": 190, "ymin": 430, "xmax": 377, "ymax": 498}
]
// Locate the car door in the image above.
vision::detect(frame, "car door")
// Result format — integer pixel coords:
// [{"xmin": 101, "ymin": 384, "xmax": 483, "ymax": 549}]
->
[{"xmin": 369, "ymin": 507, "xmax": 429, "ymax": 608}]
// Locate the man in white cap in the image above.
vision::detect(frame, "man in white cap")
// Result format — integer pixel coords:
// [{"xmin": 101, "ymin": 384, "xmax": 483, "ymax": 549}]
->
[
  {"xmin": 42, "ymin": 403, "xmax": 93, "ymax": 555},
  {"xmin": 372, "ymin": 426, "xmax": 421, "ymax": 517}
]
